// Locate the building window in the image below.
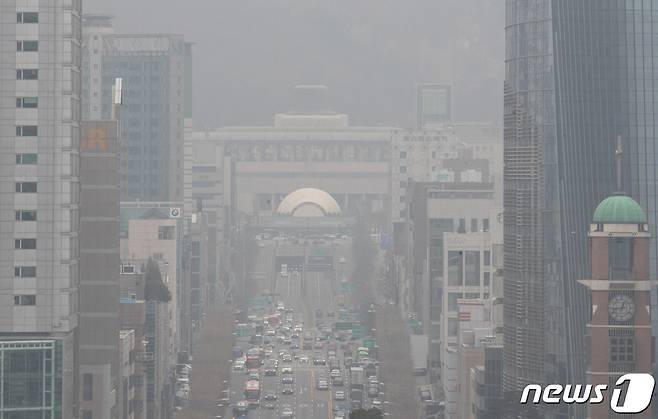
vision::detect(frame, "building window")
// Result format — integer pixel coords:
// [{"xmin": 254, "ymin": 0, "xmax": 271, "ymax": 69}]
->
[
  {"xmin": 448, "ymin": 293, "xmax": 461, "ymax": 312},
  {"xmin": 16, "ymin": 69, "xmax": 39, "ymax": 80},
  {"xmin": 484, "ymin": 251, "xmax": 491, "ymax": 266},
  {"xmin": 399, "ymin": 151, "xmax": 407, "ymax": 159},
  {"xmin": 482, "ymin": 218, "xmax": 490, "ymax": 232},
  {"xmin": 16, "ymin": 153, "xmax": 38, "ymax": 164},
  {"xmin": 448, "ymin": 318, "xmax": 458, "ymax": 337},
  {"xmin": 458, "ymin": 218, "xmax": 466, "ymax": 233},
  {"xmin": 483, "ymin": 272, "xmax": 490, "ymax": 287},
  {"xmin": 16, "ymin": 41, "xmax": 38, "ymax": 51},
  {"xmin": 15, "ymin": 266, "xmax": 36, "ymax": 278},
  {"xmin": 610, "ymin": 336, "xmax": 635, "ymax": 364},
  {"xmin": 448, "ymin": 251, "xmax": 463, "ymax": 286},
  {"xmin": 17, "ymin": 12, "xmax": 39, "ymax": 23},
  {"xmin": 14, "ymin": 295, "xmax": 36, "ymax": 305},
  {"xmin": 15, "ymin": 210, "xmax": 37, "ymax": 221},
  {"xmin": 471, "ymin": 218, "xmax": 478, "ymax": 232},
  {"xmin": 83, "ymin": 373, "xmax": 94, "ymax": 401},
  {"xmin": 158, "ymin": 226, "xmax": 175, "ymax": 240},
  {"xmin": 609, "ymin": 237, "xmax": 633, "ymax": 280},
  {"xmin": 15, "ymin": 239, "xmax": 36, "ymax": 249},
  {"xmin": 400, "ymin": 166, "xmax": 407, "ymax": 174},
  {"xmin": 16, "ymin": 125, "xmax": 38, "ymax": 136},
  {"xmin": 464, "ymin": 251, "xmax": 481, "ymax": 286},
  {"xmin": 16, "ymin": 182, "xmax": 37, "ymax": 193},
  {"xmin": 16, "ymin": 97, "xmax": 38, "ymax": 108},
  {"xmin": 82, "ymin": 411, "xmax": 93, "ymax": 419}
]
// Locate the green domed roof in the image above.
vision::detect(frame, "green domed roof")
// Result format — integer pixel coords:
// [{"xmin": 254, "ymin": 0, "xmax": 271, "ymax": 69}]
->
[{"xmin": 593, "ymin": 194, "xmax": 647, "ymax": 224}]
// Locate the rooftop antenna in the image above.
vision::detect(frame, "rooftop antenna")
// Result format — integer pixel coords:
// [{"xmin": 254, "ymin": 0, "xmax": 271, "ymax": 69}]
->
[{"xmin": 615, "ymin": 134, "xmax": 623, "ymax": 193}]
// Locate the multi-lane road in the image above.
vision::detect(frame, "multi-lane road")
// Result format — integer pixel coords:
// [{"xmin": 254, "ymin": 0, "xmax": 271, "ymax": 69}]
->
[{"xmin": 229, "ymin": 237, "xmax": 358, "ymax": 419}]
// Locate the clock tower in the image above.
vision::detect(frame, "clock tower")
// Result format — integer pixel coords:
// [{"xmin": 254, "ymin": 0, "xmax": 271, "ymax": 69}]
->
[{"xmin": 579, "ymin": 193, "xmax": 654, "ymax": 418}]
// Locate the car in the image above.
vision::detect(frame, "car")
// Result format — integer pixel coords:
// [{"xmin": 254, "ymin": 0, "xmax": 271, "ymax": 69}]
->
[
  {"xmin": 264, "ymin": 392, "xmax": 278, "ymax": 401},
  {"xmin": 281, "ymin": 376, "xmax": 294, "ymax": 384},
  {"xmin": 266, "ymin": 329, "xmax": 276, "ymax": 336},
  {"xmin": 372, "ymin": 398, "xmax": 382, "ymax": 408},
  {"xmin": 330, "ymin": 369, "xmax": 341, "ymax": 378},
  {"xmin": 367, "ymin": 386, "xmax": 379, "ymax": 398},
  {"xmin": 334, "ymin": 390, "xmax": 346, "ymax": 401},
  {"xmin": 248, "ymin": 371, "xmax": 259, "ymax": 381},
  {"xmin": 280, "ymin": 405, "xmax": 294, "ymax": 418},
  {"xmin": 316, "ymin": 380, "xmax": 329, "ymax": 390},
  {"xmin": 332, "ymin": 376, "xmax": 344, "ymax": 386},
  {"xmin": 233, "ymin": 361, "xmax": 245, "ymax": 371},
  {"xmin": 290, "ymin": 342, "xmax": 300, "ymax": 350},
  {"xmin": 264, "ymin": 402, "xmax": 276, "ymax": 409},
  {"xmin": 282, "ymin": 366, "xmax": 293, "ymax": 374},
  {"xmin": 299, "ymin": 355, "xmax": 309, "ymax": 363},
  {"xmin": 282, "ymin": 386, "xmax": 294, "ymax": 395},
  {"xmin": 282, "ymin": 354, "xmax": 292, "ymax": 363}
]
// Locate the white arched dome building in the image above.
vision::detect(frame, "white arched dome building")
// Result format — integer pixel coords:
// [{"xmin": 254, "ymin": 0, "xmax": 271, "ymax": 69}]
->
[{"xmin": 276, "ymin": 188, "xmax": 342, "ymax": 217}]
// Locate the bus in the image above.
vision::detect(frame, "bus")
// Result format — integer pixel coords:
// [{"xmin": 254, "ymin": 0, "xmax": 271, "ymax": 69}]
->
[
  {"xmin": 245, "ymin": 348, "xmax": 261, "ymax": 369},
  {"xmin": 244, "ymin": 380, "xmax": 260, "ymax": 406}
]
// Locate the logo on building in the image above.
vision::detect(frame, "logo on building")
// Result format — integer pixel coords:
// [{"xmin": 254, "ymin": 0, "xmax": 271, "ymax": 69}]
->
[
  {"xmin": 169, "ymin": 207, "xmax": 181, "ymax": 218},
  {"xmin": 520, "ymin": 373, "xmax": 655, "ymax": 413}
]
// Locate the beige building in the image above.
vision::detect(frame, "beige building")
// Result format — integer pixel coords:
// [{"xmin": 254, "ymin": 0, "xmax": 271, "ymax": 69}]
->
[
  {"xmin": 120, "ymin": 217, "xmax": 180, "ymax": 373},
  {"xmin": 118, "ymin": 330, "xmax": 137, "ymax": 419}
]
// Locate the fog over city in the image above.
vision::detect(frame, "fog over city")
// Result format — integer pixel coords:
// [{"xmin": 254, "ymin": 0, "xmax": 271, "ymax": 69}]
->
[
  {"xmin": 85, "ymin": 0, "xmax": 504, "ymax": 127},
  {"xmin": 2, "ymin": 1, "xmax": 658, "ymax": 419}
]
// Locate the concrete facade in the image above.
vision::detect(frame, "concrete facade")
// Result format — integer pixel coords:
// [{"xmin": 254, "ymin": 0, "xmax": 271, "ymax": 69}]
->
[
  {"xmin": 79, "ymin": 120, "xmax": 121, "ymax": 419},
  {"xmin": 0, "ymin": 2, "xmax": 81, "ymax": 418},
  {"xmin": 81, "ymin": 15, "xmax": 189, "ymax": 202}
]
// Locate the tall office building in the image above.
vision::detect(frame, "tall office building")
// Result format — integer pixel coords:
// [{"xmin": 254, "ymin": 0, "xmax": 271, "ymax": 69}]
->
[
  {"xmin": 82, "ymin": 15, "xmax": 189, "ymax": 202},
  {"xmin": 78, "ymin": 119, "xmax": 120, "ymax": 419},
  {"xmin": 0, "ymin": 2, "xmax": 81, "ymax": 418},
  {"xmin": 504, "ymin": 2, "xmax": 658, "ymax": 417}
]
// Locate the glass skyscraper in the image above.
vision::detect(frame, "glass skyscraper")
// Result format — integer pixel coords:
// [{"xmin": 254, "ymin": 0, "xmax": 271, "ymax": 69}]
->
[{"xmin": 504, "ymin": 1, "xmax": 658, "ymax": 417}]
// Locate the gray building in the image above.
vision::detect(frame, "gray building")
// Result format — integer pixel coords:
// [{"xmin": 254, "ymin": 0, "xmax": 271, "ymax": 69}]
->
[
  {"xmin": 504, "ymin": 2, "xmax": 658, "ymax": 418},
  {"xmin": 82, "ymin": 15, "xmax": 189, "ymax": 203},
  {"xmin": 0, "ymin": 2, "xmax": 81, "ymax": 418},
  {"xmin": 416, "ymin": 83, "xmax": 452, "ymax": 129},
  {"xmin": 78, "ymin": 120, "xmax": 121, "ymax": 419}
]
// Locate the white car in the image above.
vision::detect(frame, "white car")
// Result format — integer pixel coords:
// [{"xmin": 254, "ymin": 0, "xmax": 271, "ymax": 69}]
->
[
  {"xmin": 334, "ymin": 390, "xmax": 346, "ymax": 401},
  {"xmin": 233, "ymin": 361, "xmax": 245, "ymax": 371},
  {"xmin": 282, "ymin": 366, "xmax": 293, "ymax": 374}
]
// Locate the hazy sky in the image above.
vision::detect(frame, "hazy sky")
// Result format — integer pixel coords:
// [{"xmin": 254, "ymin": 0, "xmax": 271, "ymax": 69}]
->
[{"xmin": 85, "ymin": 0, "xmax": 504, "ymax": 129}]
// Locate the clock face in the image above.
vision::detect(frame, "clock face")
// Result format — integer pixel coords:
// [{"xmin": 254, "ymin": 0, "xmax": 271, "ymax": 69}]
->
[{"xmin": 609, "ymin": 294, "xmax": 636, "ymax": 323}]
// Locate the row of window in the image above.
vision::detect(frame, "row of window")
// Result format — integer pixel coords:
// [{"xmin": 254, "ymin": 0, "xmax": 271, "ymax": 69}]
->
[
  {"xmin": 16, "ymin": 182, "xmax": 37, "ymax": 193},
  {"xmin": 17, "ymin": 40, "xmax": 38, "ymax": 52},
  {"xmin": 15, "ymin": 266, "xmax": 36, "ymax": 278},
  {"xmin": 14, "ymin": 21, "xmax": 40, "ymax": 289},
  {"xmin": 15, "ymin": 239, "xmax": 36, "ymax": 249},
  {"xmin": 17, "ymin": 12, "xmax": 38, "ymax": 23},
  {"xmin": 17, "ymin": 69, "xmax": 38, "ymax": 80},
  {"xmin": 16, "ymin": 125, "xmax": 37, "ymax": 136},
  {"xmin": 14, "ymin": 295, "xmax": 36, "ymax": 306},
  {"xmin": 16, "ymin": 153, "xmax": 37, "ymax": 164},
  {"xmin": 17, "ymin": 97, "xmax": 38, "ymax": 108}
]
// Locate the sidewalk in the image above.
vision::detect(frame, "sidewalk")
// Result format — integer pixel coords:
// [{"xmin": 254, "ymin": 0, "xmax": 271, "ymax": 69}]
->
[
  {"xmin": 375, "ymin": 304, "xmax": 419, "ymax": 419},
  {"xmin": 175, "ymin": 305, "xmax": 235, "ymax": 419}
]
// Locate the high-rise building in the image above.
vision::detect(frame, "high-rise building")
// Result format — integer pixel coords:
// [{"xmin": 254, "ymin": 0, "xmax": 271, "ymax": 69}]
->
[
  {"xmin": 504, "ymin": 3, "xmax": 658, "ymax": 418},
  {"xmin": 82, "ymin": 15, "xmax": 189, "ymax": 202},
  {"xmin": 78, "ymin": 119, "xmax": 120, "ymax": 419},
  {"xmin": 0, "ymin": 2, "xmax": 81, "ymax": 418},
  {"xmin": 416, "ymin": 83, "xmax": 452, "ymax": 129},
  {"xmin": 580, "ymin": 195, "xmax": 653, "ymax": 419}
]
